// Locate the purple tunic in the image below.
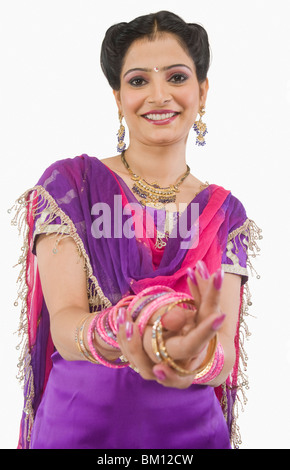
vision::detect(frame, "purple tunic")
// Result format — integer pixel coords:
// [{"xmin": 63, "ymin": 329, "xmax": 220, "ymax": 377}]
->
[{"xmin": 31, "ymin": 350, "xmax": 231, "ymax": 449}]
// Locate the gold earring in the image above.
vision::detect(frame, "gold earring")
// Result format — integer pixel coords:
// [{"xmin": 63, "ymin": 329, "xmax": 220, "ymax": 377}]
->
[
  {"xmin": 193, "ymin": 107, "xmax": 208, "ymax": 146},
  {"xmin": 117, "ymin": 111, "xmax": 126, "ymax": 153}
]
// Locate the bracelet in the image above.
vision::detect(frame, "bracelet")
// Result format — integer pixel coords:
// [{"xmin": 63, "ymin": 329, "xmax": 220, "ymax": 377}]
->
[
  {"xmin": 109, "ymin": 295, "xmax": 135, "ymax": 335},
  {"xmin": 151, "ymin": 304, "xmax": 202, "ymax": 377},
  {"xmin": 130, "ymin": 292, "xmax": 169, "ymax": 322},
  {"xmin": 75, "ymin": 314, "xmax": 99, "ymax": 364},
  {"xmin": 127, "ymin": 285, "xmax": 174, "ymax": 319},
  {"xmin": 87, "ymin": 314, "xmax": 129, "ymax": 369},
  {"xmin": 193, "ymin": 342, "xmax": 224, "ymax": 384},
  {"xmin": 96, "ymin": 308, "xmax": 119, "ymax": 350},
  {"xmin": 150, "ymin": 304, "xmax": 218, "ymax": 377},
  {"xmin": 151, "ymin": 315, "xmax": 163, "ymax": 363},
  {"xmin": 138, "ymin": 292, "xmax": 196, "ymax": 336}
]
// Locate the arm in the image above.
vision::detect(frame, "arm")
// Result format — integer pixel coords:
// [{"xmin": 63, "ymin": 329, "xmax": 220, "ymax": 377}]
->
[
  {"xmin": 35, "ymin": 234, "xmax": 120, "ymax": 362},
  {"xmin": 208, "ymin": 272, "xmax": 241, "ymax": 386}
]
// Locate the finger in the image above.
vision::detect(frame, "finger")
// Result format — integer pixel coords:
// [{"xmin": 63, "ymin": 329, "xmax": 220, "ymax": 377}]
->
[
  {"xmin": 160, "ymin": 306, "xmax": 195, "ymax": 332},
  {"xmin": 186, "ymin": 268, "xmax": 201, "ymax": 308},
  {"xmin": 117, "ymin": 310, "xmax": 155, "ymax": 380},
  {"xmin": 152, "ymin": 363, "xmax": 194, "ymax": 389},
  {"xmin": 197, "ymin": 270, "xmax": 224, "ymax": 322},
  {"xmin": 165, "ymin": 311, "xmax": 226, "ymax": 361}
]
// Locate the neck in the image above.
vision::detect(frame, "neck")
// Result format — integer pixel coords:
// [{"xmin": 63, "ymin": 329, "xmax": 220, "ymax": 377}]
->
[{"xmin": 123, "ymin": 140, "xmax": 189, "ymax": 186}]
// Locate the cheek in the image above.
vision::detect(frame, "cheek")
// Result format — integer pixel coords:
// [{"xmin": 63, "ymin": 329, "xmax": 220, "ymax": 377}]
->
[
  {"xmin": 120, "ymin": 89, "xmax": 145, "ymax": 115},
  {"xmin": 178, "ymin": 88, "xmax": 200, "ymax": 114}
]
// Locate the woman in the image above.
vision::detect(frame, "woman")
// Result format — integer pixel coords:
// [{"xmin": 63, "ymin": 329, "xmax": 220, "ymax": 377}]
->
[{"xmin": 11, "ymin": 11, "xmax": 261, "ymax": 449}]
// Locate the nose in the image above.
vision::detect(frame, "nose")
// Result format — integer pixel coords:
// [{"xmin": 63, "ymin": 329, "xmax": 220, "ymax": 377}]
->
[{"xmin": 147, "ymin": 78, "xmax": 172, "ymax": 106}]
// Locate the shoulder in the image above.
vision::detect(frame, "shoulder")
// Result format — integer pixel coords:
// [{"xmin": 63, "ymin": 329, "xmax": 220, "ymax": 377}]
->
[
  {"xmin": 226, "ymin": 192, "xmax": 248, "ymax": 230},
  {"xmin": 209, "ymin": 183, "xmax": 247, "ymax": 220},
  {"xmin": 36, "ymin": 154, "xmax": 104, "ymax": 187}
]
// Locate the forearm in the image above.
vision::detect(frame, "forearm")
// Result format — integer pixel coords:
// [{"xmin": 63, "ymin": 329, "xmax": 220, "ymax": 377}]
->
[{"xmin": 50, "ymin": 306, "xmax": 121, "ymax": 362}]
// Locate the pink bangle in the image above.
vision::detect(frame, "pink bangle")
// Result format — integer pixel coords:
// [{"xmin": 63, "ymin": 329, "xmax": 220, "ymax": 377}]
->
[
  {"xmin": 127, "ymin": 285, "xmax": 174, "ymax": 317},
  {"xmin": 96, "ymin": 308, "xmax": 119, "ymax": 349},
  {"xmin": 138, "ymin": 292, "xmax": 195, "ymax": 336},
  {"xmin": 108, "ymin": 295, "xmax": 135, "ymax": 335},
  {"xmin": 192, "ymin": 342, "xmax": 224, "ymax": 384},
  {"xmin": 87, "ymin": 314, "xmax": 129, "ymax": 369}
]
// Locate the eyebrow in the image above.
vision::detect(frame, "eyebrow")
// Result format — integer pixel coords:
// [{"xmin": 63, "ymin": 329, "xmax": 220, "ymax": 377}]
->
[{"xmin": 123, "ymin": 64, "xmax": 193, "ymax": 78}]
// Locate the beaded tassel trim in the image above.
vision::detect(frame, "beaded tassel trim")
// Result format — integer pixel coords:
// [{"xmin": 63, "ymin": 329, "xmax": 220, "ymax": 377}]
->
[{"xmin": 223, "ymin": 218, "xmax": 262, "ymax": 449}]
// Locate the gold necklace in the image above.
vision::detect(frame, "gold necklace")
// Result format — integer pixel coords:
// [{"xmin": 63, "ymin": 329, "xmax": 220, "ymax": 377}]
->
[{"xmin": 121, "ymin": 151, "xmax": 190, "ymax": 207}]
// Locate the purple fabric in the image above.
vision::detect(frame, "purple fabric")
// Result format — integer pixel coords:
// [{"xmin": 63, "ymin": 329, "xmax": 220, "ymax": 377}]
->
[
  {"xmin": 31, "ymin": 350, "xmax": 231, "ymax": 449},
  {"xmin": 18, "ymin": 155, "xmax": 249, "ymax": 449}
]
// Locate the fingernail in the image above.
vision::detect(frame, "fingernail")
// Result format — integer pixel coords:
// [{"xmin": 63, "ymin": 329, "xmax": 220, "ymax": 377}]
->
[
  {"xmin": 213, "ymin": 268, "xmax": 224, "ymax": 290},
  {"xmin": 196, "ymin": 260, "xmax": 210, "ymax": 280},
  {"xmin": 187, "ymin": 267, "xmax": 198, "ymax": 285},
  {"xmin": 116, "ymin": 307, "xmax": 126, "ymax": 330},
  {"xmin": 153, "ymin": 369, "xmax": 166, "ymax": 381},
  {"xmin": 211, "ymin": 313, "xmax": 226, "ymax": 331},
  {"xmin": 125, "ymin": 321, "xmax": 133, "ymax": 341}
]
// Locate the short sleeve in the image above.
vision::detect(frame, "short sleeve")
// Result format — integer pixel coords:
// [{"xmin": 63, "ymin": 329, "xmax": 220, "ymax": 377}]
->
[
  {"xmin": 221, "ymin": 196, "xmax": 262, "ymax": 285},
  {"xmin": 29, "ymin": 158, "xmax": 80, "ymax": 255},
  {"xmin": 221, "ymin": 220, "xmax": 249, "ymax": 284},
  {"xmin": 32, "ymin": 201, "xmax": 70, "ymax": 255}
]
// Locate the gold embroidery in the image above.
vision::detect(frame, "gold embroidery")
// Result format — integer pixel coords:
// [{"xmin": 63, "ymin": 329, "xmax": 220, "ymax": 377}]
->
[
  {"xmin": 222, "ymin": 263, "xmax": 248, "ymax": 277},
  {"xmin": 33, "ymin": 208, "xmax": 71, "ymax": 245}
]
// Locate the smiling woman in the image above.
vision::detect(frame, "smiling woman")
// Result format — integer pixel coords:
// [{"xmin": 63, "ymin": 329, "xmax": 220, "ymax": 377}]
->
[{"xmin": 11, "ymin": 10, "xmax": 261, "ymax": 450}]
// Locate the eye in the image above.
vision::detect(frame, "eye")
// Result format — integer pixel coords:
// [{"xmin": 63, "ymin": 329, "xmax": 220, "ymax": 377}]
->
[
  {"xmin": 129, "ymin": 77, "xmax": 148, "ymax": 87},
  {"xmin": 169, "ymin": 73, "xmax": 188, "ymax": 84}
]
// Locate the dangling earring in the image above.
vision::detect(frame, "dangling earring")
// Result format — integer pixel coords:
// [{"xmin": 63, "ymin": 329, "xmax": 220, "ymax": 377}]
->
[
  {"xmin": 117, "ymin": 111, "xmax": 126, "ymax": 153},
  {"xmin": 193, "ymin": 107, "xmax": 208, "ymax": 146}
]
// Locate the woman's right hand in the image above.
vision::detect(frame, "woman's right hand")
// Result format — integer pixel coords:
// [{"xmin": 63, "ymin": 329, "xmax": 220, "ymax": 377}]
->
[{"xmin": 117, "ymin": 263, "xmax": 225, "ymax": 388}]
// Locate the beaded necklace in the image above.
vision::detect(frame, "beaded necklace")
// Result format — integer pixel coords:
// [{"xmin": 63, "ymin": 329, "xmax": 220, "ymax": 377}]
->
[{"xmin": 121, "ymin": 151, "xmax": 190, "ymax": 208}]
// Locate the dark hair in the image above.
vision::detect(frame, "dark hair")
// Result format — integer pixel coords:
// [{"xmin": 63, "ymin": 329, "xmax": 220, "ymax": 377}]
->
[{"xmin": 100, "ymin": 11, "xmax": 210, "ymax": 90}]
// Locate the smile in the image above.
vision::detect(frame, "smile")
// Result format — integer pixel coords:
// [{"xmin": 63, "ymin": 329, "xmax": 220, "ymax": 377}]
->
[{"xmin": 142, "ymin": 111, "xmax": 180, "ymax": 125}]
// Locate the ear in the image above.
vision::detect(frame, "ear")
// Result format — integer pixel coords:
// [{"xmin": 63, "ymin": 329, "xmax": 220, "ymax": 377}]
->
[
  {"xmin": 199, "ymin": 78, "xmax": 209, "ymax": 107},
  {"xmin": 113, "ymin": 89, "xmax": 122, "ymax": 115}
]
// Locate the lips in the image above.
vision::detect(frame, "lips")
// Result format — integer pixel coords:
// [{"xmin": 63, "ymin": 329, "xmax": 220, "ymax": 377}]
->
[{"xmin": 142, "ymin": 110, "xmax": 180, "ymax": 125}]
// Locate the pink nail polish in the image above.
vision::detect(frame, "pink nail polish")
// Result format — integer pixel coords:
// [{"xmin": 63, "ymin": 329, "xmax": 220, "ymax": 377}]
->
[
  {"xmin": 154, "ymin": 369, "xmax": 166, "ymax": 381},
  {"xmin": 117, "ymin": 307, "xmax": 126, "ymax": 329},
  {"xmin": 125, "ymin": 321, "xmax": 133, "ymax": 341},
  {"xmin": 214, "ymin": 268, "xmax": 224, "ymax": 290},
  {"xmin": 187, "ymin": 267, "xmax": 197, "ymax": 285},
  {"xmin": 211, "ymin": 313, "xmax": 226, "ymax": 331},
  {"xmin": 196, "ymin": 260, "xmax": 210, "ymax": 280}
]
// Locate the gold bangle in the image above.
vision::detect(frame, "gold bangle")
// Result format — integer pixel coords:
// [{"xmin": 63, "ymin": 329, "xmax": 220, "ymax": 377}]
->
[
  {"xmin": 163, "ymin": 298, "xmax": 196, "ymax": 315},
  {"xmin": 193, "ymin": 335, "xmax": 217, "ymax": 377},
  {"xmin": 154, "ymin": 315, "xmax": 196, "ymax": 376},
  {"xmin": 151, "ymin": 315, "xmax": 163, "ymax": 363},
  {"xmin": 75, "ymin": 314, "xmax": 99, "ymax": 364},
  {"xmin": 162, "ymin": 299, "xmax": 217, "ymax": 376},
  {"xmin": 152, "ymin": 300, "xmax": 217, "ymax": 377},
  {"xmin": 151, "ymin": 298, "xmax": 195, "ymax": 365}
]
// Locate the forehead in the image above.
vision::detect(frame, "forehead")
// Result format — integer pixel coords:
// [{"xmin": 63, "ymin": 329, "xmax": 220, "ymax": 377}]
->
[{"xmin": 122, "ymin": 33, "xmax": 194, "ymax": 72}]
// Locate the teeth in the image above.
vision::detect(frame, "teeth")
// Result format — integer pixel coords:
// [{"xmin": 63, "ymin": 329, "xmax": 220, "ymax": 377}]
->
[{"xmin": 144, "ymin": 113, "xmax": 177, "ymax": 121}]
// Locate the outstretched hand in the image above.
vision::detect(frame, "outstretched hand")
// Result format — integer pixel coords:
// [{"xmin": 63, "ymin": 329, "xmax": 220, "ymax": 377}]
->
[{"xmin": 117, "ymin": 261, "xmax": 225, "ymax": 389}]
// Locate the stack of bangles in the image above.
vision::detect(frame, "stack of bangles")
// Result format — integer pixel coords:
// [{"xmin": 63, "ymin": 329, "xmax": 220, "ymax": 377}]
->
[{"xmin": 74, "ymin": 285, "xmax": 224, "ymax": 383}]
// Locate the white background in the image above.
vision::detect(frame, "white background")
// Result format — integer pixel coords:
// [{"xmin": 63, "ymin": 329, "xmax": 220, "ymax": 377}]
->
[{"xmin": 1, "ymin": 0, "xmax": 290, "ymax": 449}]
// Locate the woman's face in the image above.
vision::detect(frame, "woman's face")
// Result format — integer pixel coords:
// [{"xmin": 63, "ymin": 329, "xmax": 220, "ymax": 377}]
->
[{"xmin": 114, "ymin": 33, "xmax": 209, "ymax": 149}]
